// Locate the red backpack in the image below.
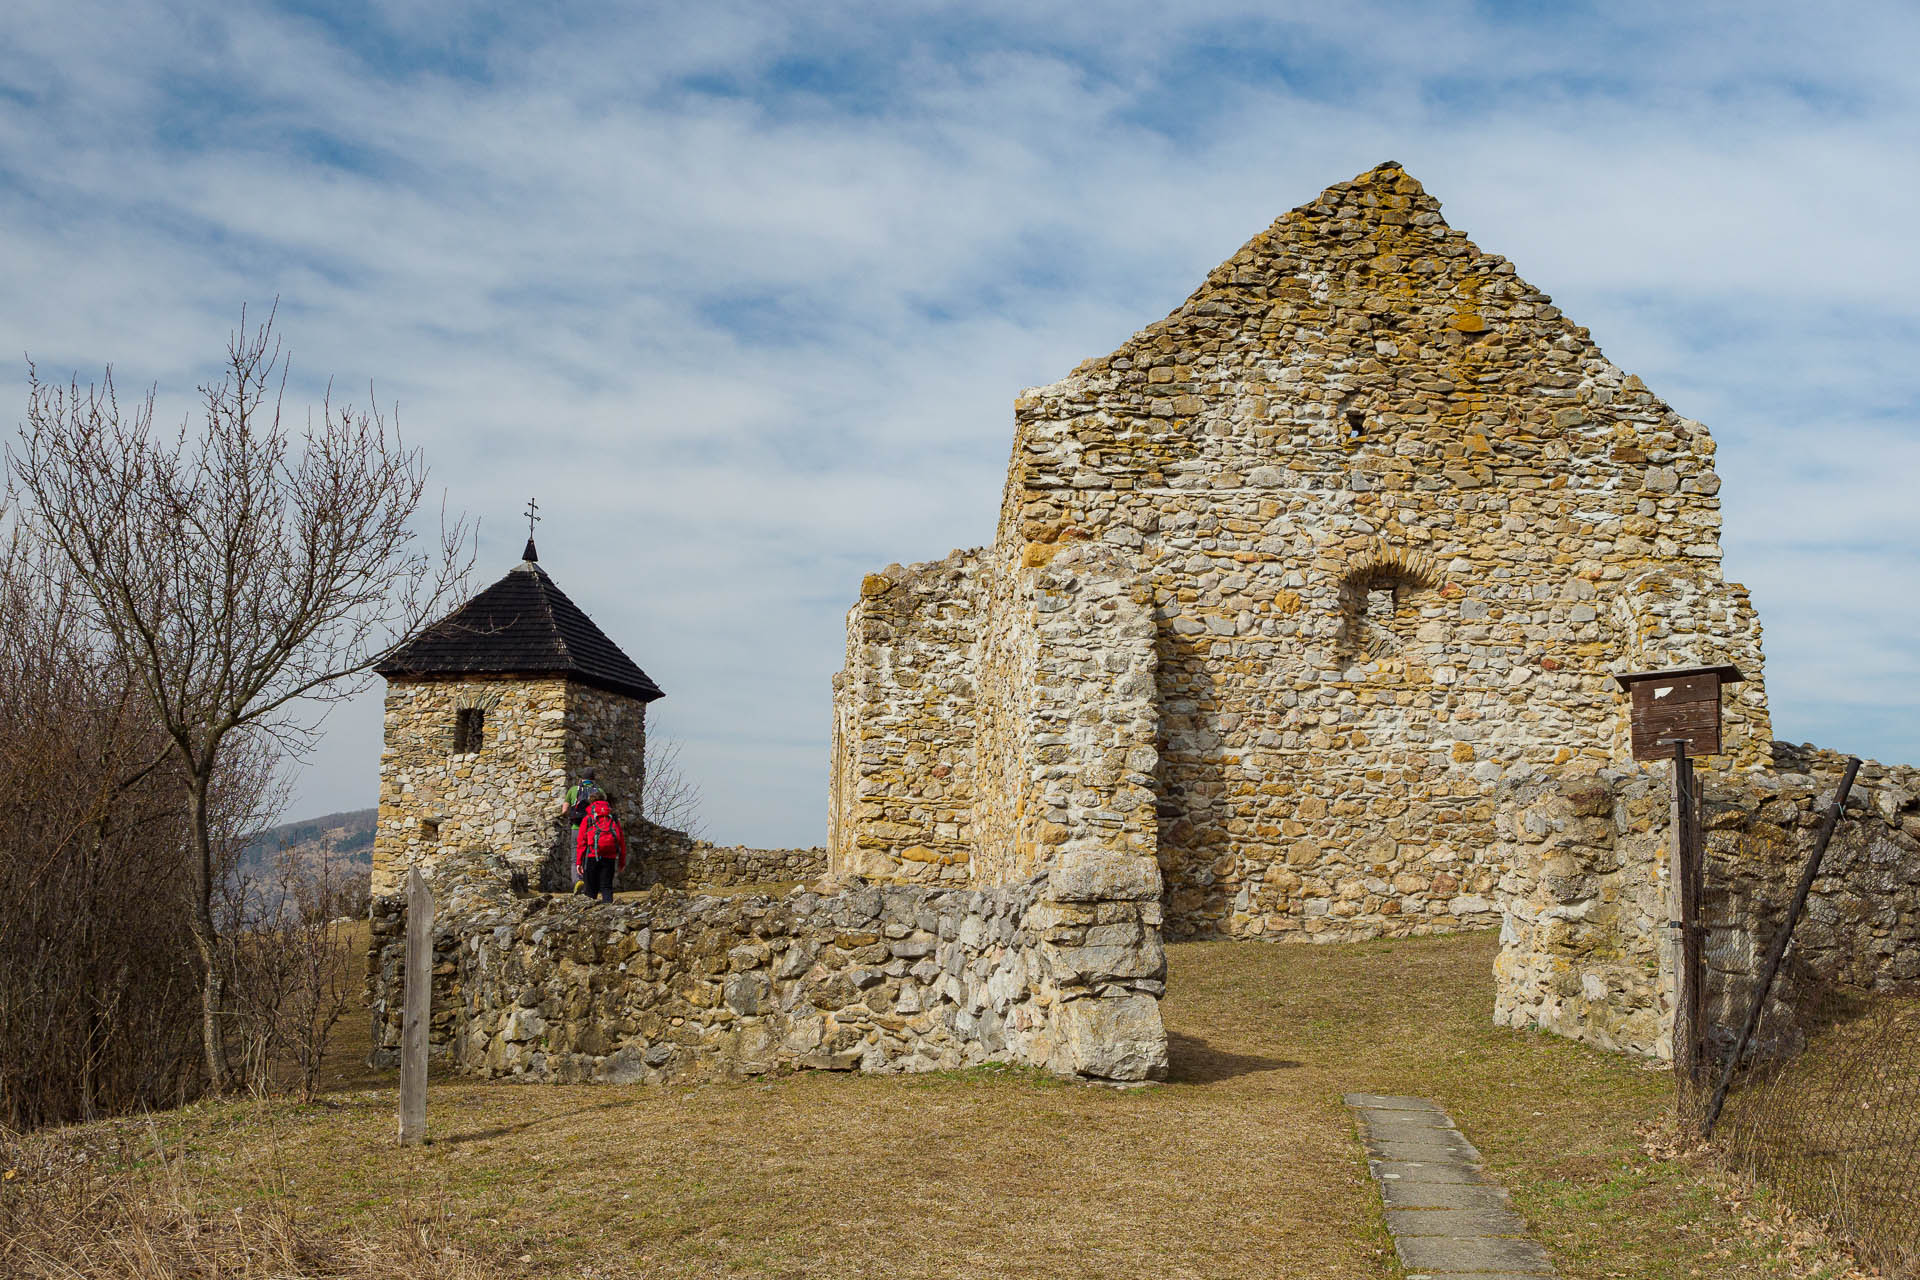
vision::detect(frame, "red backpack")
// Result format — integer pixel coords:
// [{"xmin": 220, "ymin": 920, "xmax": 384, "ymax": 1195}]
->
[{"xmin": 582, "ymin": 798, "xmax": 622, "ymax": 856}]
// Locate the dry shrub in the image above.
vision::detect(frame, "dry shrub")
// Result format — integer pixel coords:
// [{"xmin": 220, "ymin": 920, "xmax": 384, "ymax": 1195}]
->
[
  {"xmin": 224, "ymin": 847, "xmax": 364, "ymax": 1103},
  {"xmin": 0, "ymin": 1124, "xmax": 511, "ymax": 1279},
  {"xmin": 0, "ymin": 520, "xmax": 286, "ymax": 1128},
  {"xmin": 1, "ymin": 485, "xmax": 354, "ymax": 1125},
  {"xmin": 13, "ymin": 310, "xmax": 471, "ymax": 1092},
  {"xmin": 0, "ymin": 522, "xmax": 206, "ymax": 1128}
]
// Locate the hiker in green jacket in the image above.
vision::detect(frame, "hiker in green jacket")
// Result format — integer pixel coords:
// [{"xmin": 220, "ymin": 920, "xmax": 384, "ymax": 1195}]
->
[{"xmin": 564, "ymin": 768, "xmax": 605, "ymax": 892}]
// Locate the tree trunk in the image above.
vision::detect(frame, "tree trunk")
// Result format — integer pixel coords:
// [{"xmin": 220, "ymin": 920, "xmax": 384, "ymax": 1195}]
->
[{"xmin": 187, "ymin": 776, "xmax": 231, "ymax": 1091}]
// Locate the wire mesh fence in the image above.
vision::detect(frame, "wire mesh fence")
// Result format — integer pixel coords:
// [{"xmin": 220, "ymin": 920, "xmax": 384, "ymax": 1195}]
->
[
  {"xmin": 1698, "ymin": 798, "xmax": 1917, "ymax": 1276},
  {"xmin": 1628, "ymin": 741, "xmax": 1920, "ymax": 1273},
  {"xmin": 1712, "ymin": 978, "xmax": 1920, "ymax": 1276}
]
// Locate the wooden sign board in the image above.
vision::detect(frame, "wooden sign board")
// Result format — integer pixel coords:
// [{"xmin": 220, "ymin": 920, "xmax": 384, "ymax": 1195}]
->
[{"xmin": 1616, "ymin": 665, "xmax": 1744, "ymax": 762}]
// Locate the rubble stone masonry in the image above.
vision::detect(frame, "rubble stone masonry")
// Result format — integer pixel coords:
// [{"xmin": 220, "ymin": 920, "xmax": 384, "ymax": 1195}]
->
[
  {"xmin": 372, "ymin": 675, "xmax": 647, "ymax": 896},
  {"xmin": 632, "ymin": 826, "xmax": 828, "ymax": 890},
  {"xmin": 369, "ymin": 852, "xmax": 1167, "ymax": 1083},
  {"xmin": 831, "ymin": 162, "xmax": 1770, "ymax": 940},
  {"xmin": 1493, "ymin": 746, "xmax": 1920, "ymax": 1060},
  {"xmin": 373, "ymin": 676, "xmax": 570, "ymax": 898},
  {"xmin": 828, "ymin": 553, "xmax": 981, "ymax": 884}
]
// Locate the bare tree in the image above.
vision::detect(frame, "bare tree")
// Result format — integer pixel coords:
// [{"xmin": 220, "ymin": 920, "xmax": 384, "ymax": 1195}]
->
[
  {"xmin": 11, "ymin": 307, "xmax": 471, "ymax": 1090},
  {"xmin": 644, "ymin": 733, "xmax": 704, "ymax": 840}
]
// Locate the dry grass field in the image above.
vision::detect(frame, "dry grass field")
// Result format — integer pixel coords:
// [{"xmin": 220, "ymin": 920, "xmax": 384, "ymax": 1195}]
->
[{"xmin": 2, "ymin": 929, "xmax": 1875, "ymax": 1279}]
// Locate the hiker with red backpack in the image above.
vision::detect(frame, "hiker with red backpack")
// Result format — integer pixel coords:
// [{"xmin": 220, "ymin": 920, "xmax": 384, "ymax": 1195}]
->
[{"xmin": 573, "ymin": 787, "xmax": 628, "ymax": 902}]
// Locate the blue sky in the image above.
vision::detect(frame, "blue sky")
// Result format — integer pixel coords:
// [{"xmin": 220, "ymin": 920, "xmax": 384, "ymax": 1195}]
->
[{"xmin": 5, "ymin": 2, "xmax": 1918, "ymax": 844}]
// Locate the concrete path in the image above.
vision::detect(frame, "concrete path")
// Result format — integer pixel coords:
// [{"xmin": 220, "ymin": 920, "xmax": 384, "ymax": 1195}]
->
[{"xmin": 1345, "ymin": 1093, "xmax": 1557, "ymax": 1279}]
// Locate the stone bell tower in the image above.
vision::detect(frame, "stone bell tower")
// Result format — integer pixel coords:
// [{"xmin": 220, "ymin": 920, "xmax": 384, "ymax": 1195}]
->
[{"xmin": 370, "ymin": 538, "xmax": 664, "ymax": 895}]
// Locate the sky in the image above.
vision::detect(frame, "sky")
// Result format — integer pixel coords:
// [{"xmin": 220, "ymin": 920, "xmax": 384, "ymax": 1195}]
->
[{"xmin": 3, "ymin": 2, "xmax": 1918, "ymax": 845}]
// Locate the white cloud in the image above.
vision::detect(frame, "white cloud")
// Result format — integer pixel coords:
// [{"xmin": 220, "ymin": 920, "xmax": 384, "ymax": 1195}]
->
[{"xmin": 3, "ymin": 1, "xmax": 1917, "ymax": 843}]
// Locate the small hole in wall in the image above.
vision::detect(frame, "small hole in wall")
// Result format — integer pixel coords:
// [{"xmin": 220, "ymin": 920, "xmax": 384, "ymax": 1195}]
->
[
  {"xmin": 420, "ymin": 819, "xmax": 440, "ymax": 843},
  {"xmin": 1345, "ymin": 411, "xmax": 1366, "ymax": 442}
]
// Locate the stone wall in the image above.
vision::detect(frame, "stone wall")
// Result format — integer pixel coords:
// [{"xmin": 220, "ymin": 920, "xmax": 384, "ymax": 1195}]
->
[
  {"xmin": 968, "ymin": 544, "xmax": 1031, "ymax": 888},
  {"xmin": 975, "ymin": 542, "xmax": 1161, "ymax": 887},
  {"xmin": 368, "ymin": 854, "xmax": 1167, "ymax": 1083},
  {"xmin": 631, "ymin": 822, "xmax": 827, "ymax": 890},
  {"xmin": 372, "ymin": 676, "xmax": 571, "ymax": 897},
  {"xmin": 829, "ymin": 160, "xmax": 1771, "ymax": 942},
  {"xmin": 372, "ymin": 675, "xmax": 648, "ymax": 897},
  {"xmin": 828, "ymin": 552, "xmax": 981, "ymax": 884},
  {"xmin": 1493, "ymin": 745, "xmax": 1920, "ymax": 1060},
  {"xmin": 830, "ymin": 542, "xmax": 1164, "ymax": 896}
]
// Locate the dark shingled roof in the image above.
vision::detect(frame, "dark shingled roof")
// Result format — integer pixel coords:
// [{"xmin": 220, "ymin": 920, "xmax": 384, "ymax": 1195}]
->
[{"xmin": 375, "ymin": 544, "xmax": 664, "ymax": 702}]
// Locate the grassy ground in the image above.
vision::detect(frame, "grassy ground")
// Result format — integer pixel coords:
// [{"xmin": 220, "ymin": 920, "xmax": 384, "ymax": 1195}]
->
[{"xmin": 8, "ymin": 931, "xmax": 1875, "ymax": 1279}]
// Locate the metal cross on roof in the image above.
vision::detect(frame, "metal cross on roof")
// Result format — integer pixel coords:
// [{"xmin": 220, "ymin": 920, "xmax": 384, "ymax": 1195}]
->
[{"xmin": 524, "ymin": 497, "xmax": 541, "ymax": 540}]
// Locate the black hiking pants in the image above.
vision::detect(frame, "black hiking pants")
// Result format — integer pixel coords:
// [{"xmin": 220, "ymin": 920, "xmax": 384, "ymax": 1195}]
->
[{"xmin": 581, "ymin": 855, "xmax": 618, "ymax": 902}]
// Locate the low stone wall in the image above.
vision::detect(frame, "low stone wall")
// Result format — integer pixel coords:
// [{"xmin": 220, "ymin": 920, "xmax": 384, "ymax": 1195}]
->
[
  {"xmin": 651, "ymin": 839, "xmax": 827, "ymax": 889},
  {"xmin": 368, "ymin": 852, "xmax": 1168, "ymax": 1083},
  {"xmin": 1493, "ymin": 744, "xmax": 1920, "ymax": 1060},
  {"xmin": 599, "ymin": 820, "xmax": 826, "ymax": 893}
]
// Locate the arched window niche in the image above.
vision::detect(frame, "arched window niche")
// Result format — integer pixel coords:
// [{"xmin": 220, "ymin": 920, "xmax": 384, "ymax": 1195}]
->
[{"xmin": 1335, "ymin": 544, "xmax": 1442, "ymax": 661}]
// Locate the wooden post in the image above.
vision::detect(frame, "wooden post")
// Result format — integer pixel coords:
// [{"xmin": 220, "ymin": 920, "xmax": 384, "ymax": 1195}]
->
[
  {"xmin": 1667, "ymin": 740, "xmax": 1704, "ymax": 1128},
  {"xmin": 399, "ymin": 865, "xmax": 432, "ymax": 1146},
  {"xmin": 1692, "ymin": 761, "xmax": 1709, "ymax": 1065},
  {"xmin": 1614, "ymin": 666, "xmax": 1746, "ymax": 1133},
  {"xmin": 1681, "ymin": 752, "xmax": 1707, "ymax": 1111}
]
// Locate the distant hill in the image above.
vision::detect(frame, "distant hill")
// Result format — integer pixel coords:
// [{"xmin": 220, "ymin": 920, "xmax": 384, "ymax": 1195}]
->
[{"xmin": 241, "ymin": 807, "xmax": 376, "ymax": 871}]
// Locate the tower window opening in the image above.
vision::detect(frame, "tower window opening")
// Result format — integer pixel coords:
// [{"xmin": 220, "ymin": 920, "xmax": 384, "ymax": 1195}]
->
[
  {"xmin": 453, "ymin": 707, "xmax": 485, "ymax": 754},
  {"xmin": 1345, "ymin": 411, "xmax": 1367, "ymax": 442}
]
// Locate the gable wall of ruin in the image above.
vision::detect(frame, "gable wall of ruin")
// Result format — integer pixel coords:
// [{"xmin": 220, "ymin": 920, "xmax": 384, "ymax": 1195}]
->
[{"xmin": 830, "ymin": 163, "xmax": 1771, "ymax": 942}]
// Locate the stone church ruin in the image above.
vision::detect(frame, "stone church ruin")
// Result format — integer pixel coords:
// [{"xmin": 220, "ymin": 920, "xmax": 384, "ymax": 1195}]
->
[
  {"xmin": 829, "ymin": 160, "xmax": 1772, "ymax": 945},
  {"xmin": 370, "ymin": 163, "xmax": 1917, "ymax": 1085}
]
